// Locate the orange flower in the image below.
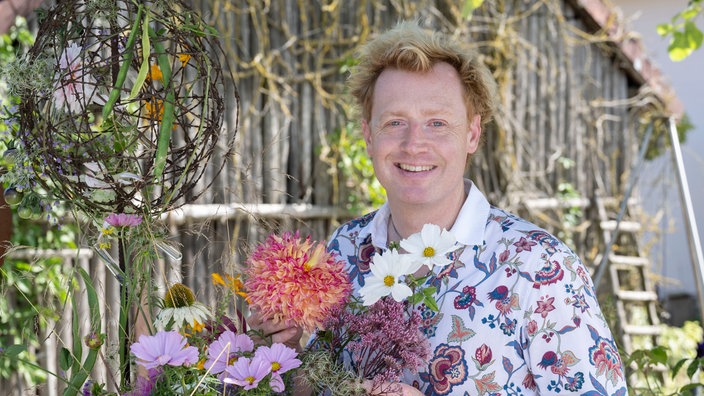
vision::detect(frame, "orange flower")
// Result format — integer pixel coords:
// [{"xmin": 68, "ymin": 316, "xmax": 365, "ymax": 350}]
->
[
  {"xmin": 212, "ymin": 273, "xmax": 247, "ymax": 298},
  {"xmin": 244, "ymin": 232, "xmax": 352, "ymax": 332},
  {"xmin": 178, "ymin": 53, "xmax": 192, "ymax": 67},
  {"xmin": 148, "ymin": 64, "xmax": 163, "ymax": 82},
  {"xmin": 144, "ymin": 98, "xmax": 164, "ymax": 121}
]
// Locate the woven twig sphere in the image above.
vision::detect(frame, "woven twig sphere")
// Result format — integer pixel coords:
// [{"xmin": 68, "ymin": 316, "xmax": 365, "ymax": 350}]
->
[{"xmin": 17, "ymin": 0, "xmax": 236, "ymax": 216}]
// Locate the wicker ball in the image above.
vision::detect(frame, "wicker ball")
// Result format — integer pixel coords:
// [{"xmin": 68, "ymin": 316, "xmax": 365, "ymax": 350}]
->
[{"xmin": 17, "ymin": 0, "xmax": 235, "ymax": 216}]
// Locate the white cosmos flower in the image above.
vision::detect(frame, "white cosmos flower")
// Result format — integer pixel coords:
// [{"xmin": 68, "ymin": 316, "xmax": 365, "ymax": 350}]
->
[
  {"xmin": 53, "ymin": 43, "xmax": 105, "ymax": 112},
  {"xmin": 359, "ymin": 249, "xmax": 416, "ymax": 306},
  {"xmin": 401, "ymin": 223, "xmax": 460, "ymax": 270}
]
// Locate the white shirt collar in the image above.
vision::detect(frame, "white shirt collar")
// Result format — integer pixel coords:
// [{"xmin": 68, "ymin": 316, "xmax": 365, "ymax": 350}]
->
[{"xmin": 369, "ymin": 179, "xmax": 490, "ymax": 248}]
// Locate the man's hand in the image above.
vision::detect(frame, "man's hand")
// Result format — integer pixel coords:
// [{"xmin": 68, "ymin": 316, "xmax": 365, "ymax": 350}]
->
[{"xmin": 247, "ymin": 310, "xmax": 304, "ymax": 352}]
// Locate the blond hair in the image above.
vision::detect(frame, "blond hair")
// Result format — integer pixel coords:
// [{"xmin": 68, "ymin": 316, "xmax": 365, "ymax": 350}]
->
[{"xmin": 348, "ymin": 21, "xmax": 498, "ymax": 125}]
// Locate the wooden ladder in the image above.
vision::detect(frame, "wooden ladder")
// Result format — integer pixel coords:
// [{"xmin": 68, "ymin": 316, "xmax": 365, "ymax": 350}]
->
[{"xmin": 593, "ymin": 195, "xmax": 661, "ymax": 355}]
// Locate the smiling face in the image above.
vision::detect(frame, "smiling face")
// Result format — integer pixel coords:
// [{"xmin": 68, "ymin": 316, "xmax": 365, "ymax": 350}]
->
[{"xmin": 362, "ymin": 62, "xmax": 481, "ymax": 214}]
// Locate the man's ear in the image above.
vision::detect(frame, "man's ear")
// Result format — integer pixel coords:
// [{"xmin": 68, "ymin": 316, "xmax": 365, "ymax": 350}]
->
[
  {"xmin": 467, "ymin": 114, "xmax": 481, "ymax": 154},
  {"xmin": 362, "ymin": 119, "xmax": 373, "ymax": 155}
]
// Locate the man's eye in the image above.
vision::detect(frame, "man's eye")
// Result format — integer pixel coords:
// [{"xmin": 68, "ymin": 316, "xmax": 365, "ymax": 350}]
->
[
  {"xmin": 431, "ymin": 121, "xmax": 445, "ymax": 127},
  {"xmin": 389, "ymin": 120, "xmax": 402, "ymax": 126}
]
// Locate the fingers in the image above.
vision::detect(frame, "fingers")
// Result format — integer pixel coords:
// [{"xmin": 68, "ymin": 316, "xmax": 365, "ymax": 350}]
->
[{"xmin": 247, "ymin": 311, "xmax": 303, "ymax": 351}]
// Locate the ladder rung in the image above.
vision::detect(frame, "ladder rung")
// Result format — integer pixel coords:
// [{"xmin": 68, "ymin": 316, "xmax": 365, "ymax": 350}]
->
[
  {"xmin": 600, "ymin": 220, "xmax": 641, "ymax": 232},
  {"xmin": 616, "ymin": 290, "xmax": 658, "ymax": 302},
  {"xmin": 609, "ymin": 255, "xmax": 649, "ymax": 266},
  {"xmin": 622, "ymin": 324, "xmax": 662, "ymax": 336}
]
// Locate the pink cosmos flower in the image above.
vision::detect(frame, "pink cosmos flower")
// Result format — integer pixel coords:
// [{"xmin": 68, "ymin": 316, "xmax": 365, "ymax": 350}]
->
[
  {"xmin": 255, "ymin": 342, "xmax": 301, "ymax": 376},
  {"xmin": 254, "ymin": 343, "xmax": 301, "ymax": 393},
  {"xmin": 129, "ymin": 331, "xmax": 199, "ymax": 370},
  {"xmin": 105, "ymin": 213, "xmax": 143, "ymax": 227},
  {"xmin": 244, "ymin": 232, "xmax": 352, "ymax": 332},
  {"xmin": 204, "ymin": 330, "xmax": 254, "ymax": 379},
  {"xmin": 223, "ymin": 356, "xmax": 271, "ymax": 390}
]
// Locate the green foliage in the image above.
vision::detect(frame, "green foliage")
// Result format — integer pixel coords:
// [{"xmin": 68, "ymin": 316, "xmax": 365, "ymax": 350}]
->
[
  {"xmin": 328, "ymin": 122, "xmax": 386, "ymax": 215},
  {"xmin": 657, "ymin": 0, "xmax": 703, "ymax": 61},
  {"xmin": 0, "ymin": 16, "xmax": 79, "ymax": 389},
  {"xmin": 462, "ymin": 0, "xmax": 486, "ymax": 19},
  {"xmin": 626, "ymin": 321, "xmax": 704, "ymax": 395}
]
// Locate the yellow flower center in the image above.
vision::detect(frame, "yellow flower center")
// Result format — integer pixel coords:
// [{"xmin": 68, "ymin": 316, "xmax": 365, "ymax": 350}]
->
[
  {"xmin": 423, "ymin": 246, "xmax": 435, "ymax": 258},
  {"xmin": 384, "ymin": 275, "xmax": 395, "ymax": 287},
  {"xmin": 272, "ymin": 361, "xmax": 281, "ymax": 371},
  {"xmin": 245, "ymin": 375, "xmax": 255, "ymax": 384},
  {"xmin": 164, "ymin": 283, "xmax": 196, "ymax": 308},
  {"xmin": 228, "ymin": 355, "xmax": 238, "ymax": 365}
]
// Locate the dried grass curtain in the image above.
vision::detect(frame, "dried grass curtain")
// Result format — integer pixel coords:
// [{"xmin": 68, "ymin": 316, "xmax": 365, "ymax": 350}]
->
[{"xmin": 178, "ymin": 0, "xmax": 667, "ymax": 296}]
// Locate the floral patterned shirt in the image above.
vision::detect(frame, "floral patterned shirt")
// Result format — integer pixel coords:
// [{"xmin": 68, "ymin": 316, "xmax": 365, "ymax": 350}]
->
[{"xmin": 327, "ymin": 180, "xmax": 627, "ymax": 395}]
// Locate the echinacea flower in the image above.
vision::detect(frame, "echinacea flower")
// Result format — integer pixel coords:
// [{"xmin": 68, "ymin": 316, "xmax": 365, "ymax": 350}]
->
[
  {"xmin": 154, "ymin": 283, "xmax": 212, "ymax": 330},
  {"xmin": 104, "ymin": 213, "xmax": 143, "ymax": 228},
  {"xmin": 244, "ymin": 232, "xmax": 352, "ymax": 332},
  {"xmin": 130, "ymin": 331, "xmax": 199, "ymax": 370},
  {"xmin": 358, "ymin": 249, "xmax": 416, "ymax": 306},
  {"xmin": 401, "ymin": 223, "xmax": 460, "ymax": 270},
  {"xmin": 223, "ymin": 356, "xmax": 271, "ymax": 390},
  {"xmin": 204, "ymin": 330, "xmax": 254, "ymax": 379}
]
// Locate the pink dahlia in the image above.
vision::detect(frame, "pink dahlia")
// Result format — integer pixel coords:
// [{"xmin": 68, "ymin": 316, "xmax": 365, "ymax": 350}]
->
[{"xmin": 244, "ymin": 232, "xmax": 352, "ymax": 332}]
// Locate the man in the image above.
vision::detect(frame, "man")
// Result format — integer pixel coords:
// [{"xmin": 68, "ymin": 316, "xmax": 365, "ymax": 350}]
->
[{"xmin": 256, "ymin": 21, "xmax": 628, "ymax": 395}]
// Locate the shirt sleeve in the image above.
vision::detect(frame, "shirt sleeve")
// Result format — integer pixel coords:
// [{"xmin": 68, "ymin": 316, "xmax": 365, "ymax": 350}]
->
[{"xmin": 521, "ymin": 246, "xmax": 629, "ymax": 395}]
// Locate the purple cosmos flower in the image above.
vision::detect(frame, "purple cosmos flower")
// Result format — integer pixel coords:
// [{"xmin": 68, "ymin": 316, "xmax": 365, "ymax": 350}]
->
[
  {"xmin": 130, "ymin": 331, "xmax": 199, "ymax": 370},
  {"xmin": 223, "ymin": 356, "xmax": 271, "ymax": 390},
  {"xmin": 204, "ymin": 331, "xmax": 254, "ymax": 379},
  {"xmin": 254, "ymin": 343, "xmax": 301, "ymax": 376},
  {"xmin": 105, "ymin": 213, "xmax": 143, "ymax": 227}
]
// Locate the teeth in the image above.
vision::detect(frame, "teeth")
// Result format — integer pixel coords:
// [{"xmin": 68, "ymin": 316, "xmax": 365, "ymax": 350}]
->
[{"xmin": 398, "ymin": 163, "xmax": 433, "ymax": 172}]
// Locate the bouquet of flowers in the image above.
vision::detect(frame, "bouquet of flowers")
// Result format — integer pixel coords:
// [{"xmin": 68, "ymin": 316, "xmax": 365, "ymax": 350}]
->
[
  {"xmin": 80, "ymin": 224, "xmax": 459, "ymax": 395},
  {"xmin": 298, "ymin": 224, "xmax": 461, "ymax": 395}
]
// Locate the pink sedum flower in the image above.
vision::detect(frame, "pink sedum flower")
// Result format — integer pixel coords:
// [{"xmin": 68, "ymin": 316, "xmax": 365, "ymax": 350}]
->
[
  {"xmin": 105, "ymin": 213, "xmax": 143, "ymax": 227},
  {"xmin": 244, "ymin": 232, "xmax": 352, "ymax": 332},
  {"xmin": 223, "ymin": 356, "xmax": 271, "ymax": 390},
  {"xmin": 130, "ymin": 331, "xmax": 199, "ymax": 370}
]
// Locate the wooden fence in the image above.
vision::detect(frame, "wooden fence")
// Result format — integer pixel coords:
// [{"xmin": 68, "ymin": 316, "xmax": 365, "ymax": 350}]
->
[{"xmin": 1, "ymin": 0, "xmax": 678, "ymax": 394}]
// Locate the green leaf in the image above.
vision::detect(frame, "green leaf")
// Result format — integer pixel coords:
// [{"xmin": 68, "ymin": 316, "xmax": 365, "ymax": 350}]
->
[
  {"xmin": 657, "ymin": 23, "xmax": 673, "ymax": 36},
  {"xmin": 669, "ymin": 31, "xmax": 695, "ymax": 61},
  {"xmin": 408, "ymin": 292, "xmax": 424, "ymax": 305},
  {"xmin": 461, "ymin": 0, "xmax": 485, "ymax": 19},
  {"xmin": 78, "ymin": 267, "xmax": 101, "ymax": 333},
  {"xmin": 649, "ymin": 345, "xmax": 668, "ymax": 365},
  {"xmin": 59, "ymin": 347, "xmax": 72, "ymax": 371},
  {"xmin": 680, "ymin": 383, "xmax": 704, "ymax": 392},
  {"xmin": 672, "ymin": 358, "xmax": 688, "ymax": 378},
  {"xmin": 127, "ymin": 11, "xmax": 151, "ymax": 101},
  {"xmin": 1, "ymin": 344, "xmax": 26, "ymax": 358},
  {"xmin": 685, "ymin": 20, "xmax": 704, "ymax": 49},
  {"xmin": 423, "ymin": 294, "xmax": 439, "ymax": 312},
  {"xmin": 687, "ymin": 358, "xmax": 703, "ymax": 378},
  {"xmin": 101, "ymin": 6, "xmax": 144, "ymax": 122}
]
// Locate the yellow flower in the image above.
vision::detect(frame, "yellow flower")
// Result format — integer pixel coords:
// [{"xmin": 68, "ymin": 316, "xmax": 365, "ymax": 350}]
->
[
  {"xmin": 144, "ymin": 98, "xmax": 164, "ymax": 121},
  {"xmin": 178, "ymin": 53, "xmax": 191, "ymax": 67},
  {"xmin": 148, "ymin": 64, "xmax": 163, "ymax": 82},
  {"xmin": 212, "ymin": 273, "xmax": 247, "ymax": 298}
]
